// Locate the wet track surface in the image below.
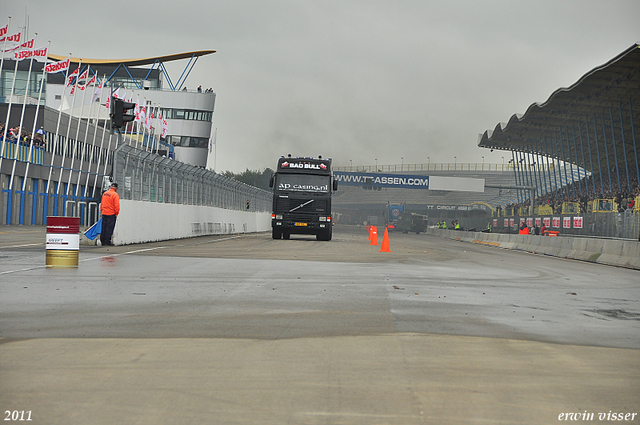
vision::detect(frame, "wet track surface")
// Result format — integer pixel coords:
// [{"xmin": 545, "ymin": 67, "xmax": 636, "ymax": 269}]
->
[
  {"xmin": 1, "ymin": 224, "xmax": 638, "ymax": 424},
  {"xmin": 1, "ymin": 225, "xmax": 638, "ymax": 347}
]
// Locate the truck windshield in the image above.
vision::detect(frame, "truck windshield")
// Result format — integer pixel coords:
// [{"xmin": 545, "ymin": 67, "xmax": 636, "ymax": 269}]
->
[{"xmin": 276, "ymin": 174, "xmax": 330, "ymax": 193}]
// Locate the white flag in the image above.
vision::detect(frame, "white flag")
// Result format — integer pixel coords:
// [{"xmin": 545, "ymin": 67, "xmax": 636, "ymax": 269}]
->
[
  {"xmin": 45, "ymin": 58, "xmax": 70, "ymax": 74},
  {"xmin": 3, "ymin": 37, "xmax": 33, "ymax": 53},
  {"xmin": 66, "ymin": 66, "xmax": 80, "ymax": 86},
  {"xmin": 0, "ymin": 31, "xmax": 21, "ymax": 46},
  {"xmin": 93, "ymin": 78, "xmax": 105, "ymax": 103},
  {"xmin": 105, "ymin": 87, "xmax": 120, "ymax": 109},
  {"xmin": 14, "ymin": 46, "xmax": 48, "ymax": 62},
  {"xmin": 160, "ymin": 114, "xmax": 169, "ymax": 138}
]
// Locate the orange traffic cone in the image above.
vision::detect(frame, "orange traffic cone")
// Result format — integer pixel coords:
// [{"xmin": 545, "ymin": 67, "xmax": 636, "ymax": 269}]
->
[
  {"xmin": 367, "ymin": 225, "xmax": 373, "ymax": 241},
  {"xmin": 369, "ymin": 226, "xmax": 378, "ymax": 245},
  {"xmin": 379, "ymin": 227, "xmax": 391, "ymax": 252}
]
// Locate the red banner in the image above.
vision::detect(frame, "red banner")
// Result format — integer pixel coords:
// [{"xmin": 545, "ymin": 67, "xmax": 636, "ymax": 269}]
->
[{"xmin": 47, "ymin": 216, "xmax": 80, "ymax": 234}]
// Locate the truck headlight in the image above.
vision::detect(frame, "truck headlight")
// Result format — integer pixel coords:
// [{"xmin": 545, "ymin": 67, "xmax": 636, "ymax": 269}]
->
[{"xmin": 275, "ymin": 214, "xmax": 283, "ymax": 220}]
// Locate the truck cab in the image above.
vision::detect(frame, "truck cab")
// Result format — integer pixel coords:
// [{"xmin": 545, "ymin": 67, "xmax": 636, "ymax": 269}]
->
[{"xmin": 269, "ymin": 155, "xmax": 338, "ymax": 241}]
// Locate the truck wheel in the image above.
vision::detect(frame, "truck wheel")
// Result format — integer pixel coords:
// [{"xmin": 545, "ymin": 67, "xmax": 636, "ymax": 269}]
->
[
  {"xmin": 272, "ymin": 229, "xmax": 281, "ymax": 239},
  {"xmin": 283, "ymin": 232, "xmax": 290, "ymax": 240},
  {"xmin": 316, "ymin": 228, "xmax": 332, "ymax": 241}
]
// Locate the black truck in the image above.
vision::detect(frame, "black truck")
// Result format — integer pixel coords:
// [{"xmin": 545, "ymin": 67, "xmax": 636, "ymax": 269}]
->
[{"xmin": 269, "ymin": 155, "xmax": 338, "ymax": 241}]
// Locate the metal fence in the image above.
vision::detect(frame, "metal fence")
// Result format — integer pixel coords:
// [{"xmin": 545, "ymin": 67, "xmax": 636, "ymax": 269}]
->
[{"xmin": 112, "ymin": 143, "xmax": 271, "ymax": 212}]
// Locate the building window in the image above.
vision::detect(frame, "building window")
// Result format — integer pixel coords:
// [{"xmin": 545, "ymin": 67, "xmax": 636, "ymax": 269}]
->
[
  {"xmin": 166, "ymin": 136, "xmax": 209, "ymax": 148},
  {"xmin": 160, "ymin": 108, "xmax": 212, "ymax": 122}
]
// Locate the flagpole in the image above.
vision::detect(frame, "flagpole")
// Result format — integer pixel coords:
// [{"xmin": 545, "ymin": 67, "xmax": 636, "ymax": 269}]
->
[
  {"xmin": 126, "ymin": 92, "xmax": 137, "ymax": 148},
  {"xmin": 56, "ymin": 62, "xmax": 82, "ymax": 198},
  {"xmin": 0, "ymin": 16, "xmax": 12, "ymax": 171},
  {"xmin": 0, "ymin": 17, "xmax": 11, "ymax": 73},
  {"xmin": 90, "ymin": 93, "xmax": 111, "ymax": 200},
  {"xmin": 74, "ymin": 69, "xmax": 98, "ymax": 208},
  {"xmin": 102, "ymin": 131, "xmax": 114, "ymax": 186},
  {"xmin": 0, "ymin": 25, "xmax": 24, "ymax": 174},
  {"xmin": 142, "ymin": 97, "xmax": 150, "ymax": 152},
  {"xmin": 84, "ymin": 76, "xmax": 106, "ymax": 201},
  {"xmin": 134, "ymin": 94, "xmax": 141, "ymax": 150},
  {"xmin": 152, "ymin": 103, "xmax": 159, "ymax": 153},
  {"xmin": 8, "ymin": 32, "xmax": 39, "ymax": 193},
  {"xmin": 22, "ymin": 40, "xmax": 50, "ymax": 195},
  {"xmin": 45, "ymin": 56, "xmax": 74, "ymax": 202},
  {"xmin": 65, "ymin": 65, "xmax": 92, "ymax": 205}
]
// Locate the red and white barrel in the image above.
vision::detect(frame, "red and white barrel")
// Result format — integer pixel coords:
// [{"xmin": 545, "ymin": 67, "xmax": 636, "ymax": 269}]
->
[{"xmin": 46, "ymin": 217, "xmax": 80, "ymax": 267}]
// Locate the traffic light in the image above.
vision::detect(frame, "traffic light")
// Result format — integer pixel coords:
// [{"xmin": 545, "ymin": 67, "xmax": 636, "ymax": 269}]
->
[{"xmin": 110, "ymin": 98, "xmax": 136, "ymax": 130}]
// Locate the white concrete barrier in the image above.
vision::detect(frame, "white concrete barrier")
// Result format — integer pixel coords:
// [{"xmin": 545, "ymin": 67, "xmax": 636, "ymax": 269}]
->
[
  {"xmin": 100, "ymin": 200, "xmax": 271, "ymax": 245},
  {"xmin": 428, "ymin": 229, "xmax": 640, "ymax": 270}
]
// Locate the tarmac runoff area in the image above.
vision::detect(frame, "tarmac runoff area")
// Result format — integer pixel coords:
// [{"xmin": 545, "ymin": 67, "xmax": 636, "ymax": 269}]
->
[{"xmin": 0, "ymin": 224, "xmax": 638, "ymax": 424}]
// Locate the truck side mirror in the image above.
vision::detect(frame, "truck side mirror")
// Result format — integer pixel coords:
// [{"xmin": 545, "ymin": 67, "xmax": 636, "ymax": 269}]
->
[
  {"xmin": 269, "ymin": 174, "xmax": 274, "ymax": 188},
  {"xmin": 333, "ymin": 179, "xmax": 338, "ymax": 191}
]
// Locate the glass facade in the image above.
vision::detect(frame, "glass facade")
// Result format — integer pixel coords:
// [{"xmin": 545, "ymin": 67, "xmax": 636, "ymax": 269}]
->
[
  {"xmin": 160, "ymin": 107, "xmax": 212, "ymax": 122},
  {"xmin": 0, "ymin": 70, "xmax": 47, "ymax": 104},
  {"xmin": 165, "ymin": 135, "xmax": 209, "ymax": 148}
]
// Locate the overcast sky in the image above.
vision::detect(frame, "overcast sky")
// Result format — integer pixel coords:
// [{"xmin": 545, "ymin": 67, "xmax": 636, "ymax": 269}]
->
[{"xmin": 5, "ymin": 1, "xmax": 640, "ymax": 172}]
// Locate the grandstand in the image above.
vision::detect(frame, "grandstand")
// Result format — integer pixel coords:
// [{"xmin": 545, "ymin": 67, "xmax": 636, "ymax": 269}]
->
[{"xmin": 333, "ymin": 44, "xmax": 640, "ymax": 239}]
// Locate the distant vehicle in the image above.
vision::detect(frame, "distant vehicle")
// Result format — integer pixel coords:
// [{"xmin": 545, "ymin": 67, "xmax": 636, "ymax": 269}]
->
[
  {"xmin": 392, "ymin": 212, "xmax": 428, "ymax": 234},
  {"xmin": 269, "ymin": 155, "xmax": 338, "ymax": 241}
]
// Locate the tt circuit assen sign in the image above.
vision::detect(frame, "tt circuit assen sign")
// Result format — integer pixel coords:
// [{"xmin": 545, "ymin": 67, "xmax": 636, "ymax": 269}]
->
[{"xmin": 333, "ymin": 171, "xmax": 484, "ymax": 192}]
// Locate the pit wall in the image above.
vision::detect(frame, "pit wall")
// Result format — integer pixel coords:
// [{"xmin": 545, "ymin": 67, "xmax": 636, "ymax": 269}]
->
[
  {"xmin": 105, "ymin": 200, "xmax": 271, "ymax": 245},
  {"xmin": 427, "ymin": 228, "xmax": 640, "ymax": 270}
]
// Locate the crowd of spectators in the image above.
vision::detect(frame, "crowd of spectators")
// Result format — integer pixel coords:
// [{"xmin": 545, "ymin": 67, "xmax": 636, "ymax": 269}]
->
[
  {"xmin": 504, "ymin": 168, "xmax": 640, "ymax": 214},
  {"xmin": 0, "ymin": 122, "xmax": 46, "ymax": 148}
]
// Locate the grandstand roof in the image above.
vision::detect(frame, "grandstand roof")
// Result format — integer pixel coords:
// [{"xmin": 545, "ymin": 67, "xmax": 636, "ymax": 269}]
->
[
  {"xmin": 48, "ymin": 50, "xmax": 216, "ymax": 67},
  {"xmin": 478, "ymin": 43, "xmax": 640, "ymax": 164}
]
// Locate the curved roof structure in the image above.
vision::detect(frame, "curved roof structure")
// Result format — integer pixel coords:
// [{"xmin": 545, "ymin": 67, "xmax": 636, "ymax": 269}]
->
[
  {"xmin": 478, "ymin": 44, "xmax": 640, "ymax": 155},
  {"xmin": 478, "ymin": 43, "xmax": 640, "ymax": 196},
  {"xmin": 48, "ymin": 50, "xmax": 216, "ymax": 67}
]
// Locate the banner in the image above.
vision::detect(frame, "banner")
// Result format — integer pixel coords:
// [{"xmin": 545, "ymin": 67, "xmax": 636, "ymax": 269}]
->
[
  {"xmin": 0, "ymin": 24, "xmax": 7, "ymax": 38},
  {"xmin": 3, "ymin": 37, "xmax": 33, "ymax": 53},
  {"xmin": 45, "ymin": 58, "xmax": 70, "ymax": 73},
  {"xmin": 0, "ymin": 31, "xmax": 21, "ymax": 44},
  {"xmin": 563, "ymin": 217, "xmax": 571, "ymax": 228},
  {"xmin": 552, "ymin": 217, "xmax": 560, "ymax": 228},
  {"xmin": 573, "ymin": 217, "xmax": 583, "ymax": 229},
  {"xmin": 334, "ymin": 171, "xmax": 430, "ymax": 190},
  {"xmin": 14, "ymin": 46, "xmax": 48, "ymax": 62},
  {"xmin": 333, "ymin": 171, "xmax": 484, "ymax": 192}
]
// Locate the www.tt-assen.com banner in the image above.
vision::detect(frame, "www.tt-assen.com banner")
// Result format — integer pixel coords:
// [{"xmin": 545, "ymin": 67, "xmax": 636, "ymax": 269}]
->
[{"xmin": 333, "ymin": 171, "xmax": 484, "ymax": 192}]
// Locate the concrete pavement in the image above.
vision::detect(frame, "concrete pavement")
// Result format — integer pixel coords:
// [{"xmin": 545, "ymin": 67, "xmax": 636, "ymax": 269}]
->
[{"xmin": 1, "ymin": 225, "xmax": 638, "ymax": 424}]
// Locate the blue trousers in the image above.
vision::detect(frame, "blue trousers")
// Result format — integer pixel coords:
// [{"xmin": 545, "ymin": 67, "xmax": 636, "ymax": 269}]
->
[{"xmin": 101, "ymin": 215, "xmax": 117, "ymax": 246}]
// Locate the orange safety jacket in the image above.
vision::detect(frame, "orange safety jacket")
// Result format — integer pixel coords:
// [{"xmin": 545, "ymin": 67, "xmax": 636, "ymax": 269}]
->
[{"xmin": 101, "ymin": 188, "xmax": 120, "ymax": 216}]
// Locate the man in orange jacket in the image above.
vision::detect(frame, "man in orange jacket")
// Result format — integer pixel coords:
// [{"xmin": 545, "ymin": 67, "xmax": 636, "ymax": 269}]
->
[{"xmin": 100, "ymin": 182, "xmax": 120, "ymax": 246}]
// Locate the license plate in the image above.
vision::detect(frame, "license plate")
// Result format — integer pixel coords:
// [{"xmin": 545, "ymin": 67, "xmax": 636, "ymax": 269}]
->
[{"xmin": 295, "ymin": 222, "xmax": 308, "ymax": 227}]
